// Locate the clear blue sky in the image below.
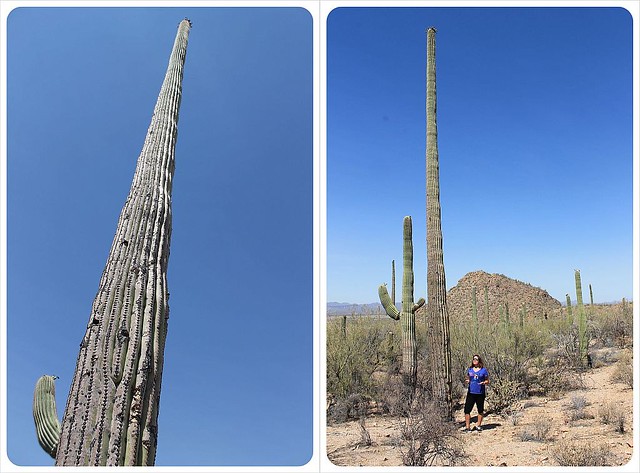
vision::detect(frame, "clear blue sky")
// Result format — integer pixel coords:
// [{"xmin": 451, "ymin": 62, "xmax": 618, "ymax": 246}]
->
[
  {"xmin": 5, "ymin": 7, "xmax": 312, "ymax": 466},
  {"xmin": 328, "ymin": 7, "xmax": 635, "ymax": 305}
]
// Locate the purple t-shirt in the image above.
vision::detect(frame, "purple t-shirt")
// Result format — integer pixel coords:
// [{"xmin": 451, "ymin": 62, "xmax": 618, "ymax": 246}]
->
[{"xmin": 467, "ymin": 367, "xmax": 488, "ymax": 394}]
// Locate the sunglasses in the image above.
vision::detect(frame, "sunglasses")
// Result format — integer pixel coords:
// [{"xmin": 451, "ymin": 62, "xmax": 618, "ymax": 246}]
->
[{"xmin": 473, "ymin": 357, "xmax": 479, "ymax": 360}]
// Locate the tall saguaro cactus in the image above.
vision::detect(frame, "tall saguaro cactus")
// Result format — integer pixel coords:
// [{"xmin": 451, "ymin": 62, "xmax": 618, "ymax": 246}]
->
[
  {"xmin": 378, "ymin": 216, "xmax": 425, "ymax": 389},
  {"xmin": 34, "ymin": 19, "xmax": 191, "ymax": 466},
  {"xmin": 425, "ymin": 27, "xmax": 453, "ymax": 419}
]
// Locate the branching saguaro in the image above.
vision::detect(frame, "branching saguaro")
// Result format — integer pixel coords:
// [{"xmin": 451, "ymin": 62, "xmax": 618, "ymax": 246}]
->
[
  {"xmin": 378, "ymin": 217, "xmax": 425, "ymax": 390},
  {"xmin": 33, "ymin": 19, "xmax": 191, "ymax": 466},
  {"xmin": 425, "ymin": 27, "xmax": 453, "ymax": 419}
]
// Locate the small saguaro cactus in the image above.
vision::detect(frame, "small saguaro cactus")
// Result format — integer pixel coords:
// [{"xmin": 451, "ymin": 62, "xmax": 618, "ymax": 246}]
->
[
  {"xmin": 566, "ymin": 293, "xmax": 573, "ymax": 323},
  {"xmin": 471, "ymin": 286, "xmax": 479, "ymax": 344},
  {"xmin": 33, "ymin": 375, "xmax": 61, "ymax": 459},
  {"xmin": 519, "ymin": 303, "xmax": 527, "ymax": 329},
  {"xmin": 575, "ymin": 269, "xmax": 588, "ymax": 366},
  {"xmin": 378, "ymin": 216, "xmax": 425, "ymax": 389},
  {"xmin": 484, "ymin": 286, "xmax": 489, "ymax": 321}
]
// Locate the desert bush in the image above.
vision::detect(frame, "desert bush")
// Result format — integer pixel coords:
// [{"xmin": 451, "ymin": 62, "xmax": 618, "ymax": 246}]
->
[
  {"xmin": 551, "ymin": 440, "xmax": 613, "ymax": 466},
  {"xmin": 501, "ymin": 403, "xmax": 525, "ymax": 426},
  {"xmin": 551, "ymin": 324, "xmax": 587, "ymax": 369},
  {"xmin": 518, "ymin": 418, "xmax": 551, "ymax": 442},
  {"xmin": 378, "ymin": 373, "xmax": 414, "ymax": 416},
  {"xmin": 590, "ymin": 303, "xmax": 633, "ymax": 348},
  {"xmin": 531, "ymin": 356, "xmax": 585, "ymax": 397},
  {"xmin": 326, "ymin": 316, "xmax": 393, "ymax": 404},
  {"xmin": 399, "ymin": 401, "xmax": 465, "ymax": 466},
  {"xmin": 565, "ymin": 394, "xmax": 595, "ymax": 422},
  {"xmin": 610, "ymin": 350, "xmax": 633, "ymax": 388},
  {"xmin": 327, "ymin": 393, "xmax": 370, "ymax": 424},
  {"xmin": 569, "ymin": 394, "xmax": 587, "ymax": 410},
  {"xmin": 598, "ymin": 401, "xmax": 626, "ymax": 433},
  {"xmin": 487, "ymin": 376, "xmax": 527, "ymax": 414}
]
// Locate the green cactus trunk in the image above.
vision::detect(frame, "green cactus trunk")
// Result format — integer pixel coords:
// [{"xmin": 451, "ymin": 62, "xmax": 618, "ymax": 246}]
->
[
  {"xmin": 425, "ymin": 27, "xmax": 453, "ymax": 419},
  {"xmin": 504, "ymin": 302, "xmax": 511, "ymax": 335},
  {"xmin": 575, "ymin": 270, "xmax": 588, "ymax": 367},
  {"xmin": 566, "ymin": 293, "xmax": 573, "ymax": 324},
  {"xmin": 471, "ymin": 286, "xmax": 478, "ymax": 344},
  {"xmin": 33, "ymin": 375, "xmax": 61, "ymax": 459},
  {"xmin": 521, "ymin": 304, "xmax": 527, "ymax": 328},
  {"xmin": 51, "ymin": 20, "xmax": 191, "ymax": 466},
  {"xmin": 589, "ymin": 284, "xmax": 594, "ymax": 306},
  {"xmin": 378, "ymin": 217, "xmax": 425, "ymax": 389},
  {"xmin": 484, "ymin": 286, "xmax": 489, "ymax": 322}
]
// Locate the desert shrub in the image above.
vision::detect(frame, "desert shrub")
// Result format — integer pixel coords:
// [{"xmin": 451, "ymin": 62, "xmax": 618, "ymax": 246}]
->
[
  {"xmin": 487, "ymin": 376, "xmax": 526, "ymax": 414},
  {"xmin": 569, "ymin": 394, "xmax": 587, "ymax": 410},
  {"xmin": 326, "ymin": 316, "xmax": 393, "ymax": 404},
  {"xmin": 327, "ymin": 393, "xmax": 370, "ymax": 424},
  {"xmin": 551, "ymin": 324, "xmax": 586, "ymax": 369},
  {"xmin": 598, "ymin": 401, "xmax": 626, "ymax": 433},
  {"xmin": 399, "ymin": 401, "xmax": 465, "ymax": 466},
  {"xmin": 528, "ymin": 356, "xmax": 585, "ymax": 397},
  {"xmin": 551, "ymin": 440, "xmax": 613, "ymax": 466},
  {"xmin": 378, "ymin": 373, "xmax": 414, "ymax": 416},
  {"xmin": 610, "ymin": 350, "xmax": 633, "ymax": 388},
  {"xmin": 518, "ymin": 418, "xmax": 551, "ymax": 442},
  {"xmin": 502, "ymin": 404, "xmax": 524, "ymax": 426},
  {"xmin": 590, "ymin": 303, "xmax": 633, "ymax": 348}
]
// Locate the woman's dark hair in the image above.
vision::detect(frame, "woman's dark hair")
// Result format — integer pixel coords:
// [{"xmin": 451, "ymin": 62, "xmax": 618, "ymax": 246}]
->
[{"xmin": 469, "ymin": 354, "xmax": 484, "ymax": 368}]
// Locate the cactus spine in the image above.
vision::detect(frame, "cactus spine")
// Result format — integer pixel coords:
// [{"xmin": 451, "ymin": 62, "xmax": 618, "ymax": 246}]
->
[
  {"xmin": 35, "ymin": 20, "xmax": 191, "ymax": 466},
  {"xmin": 33, "ymin": 375, "xmax": 61, "ymax": 459},
  {"xmin": 425, "ymin": 27, "xmax": 453, "ymax": 418},
  {"xmin": 575, "ymin": 269, "xmax": 588, "ymax": 366},
  {"xmin": 378, "ymin": 216, "xmax": 425, "ymax": 388}
]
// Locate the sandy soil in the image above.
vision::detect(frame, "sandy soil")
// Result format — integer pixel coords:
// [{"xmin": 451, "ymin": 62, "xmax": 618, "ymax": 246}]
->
[{"xmin": 326, "ymin": 357, "xmax": 634, "ymax": 467}]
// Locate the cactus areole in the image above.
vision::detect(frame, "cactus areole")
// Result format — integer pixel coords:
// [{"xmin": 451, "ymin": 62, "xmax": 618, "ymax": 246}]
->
[
  {"xmin": 52, "ymin": 20, "xmax": 191, "ymax": 466},
  {"xmin": 425, "ymin": 27, "xmax": 453, "ymax": 419}
]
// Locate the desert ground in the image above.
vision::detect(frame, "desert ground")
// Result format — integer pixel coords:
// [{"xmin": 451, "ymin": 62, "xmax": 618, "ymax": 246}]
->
[{"xmin": 327, "ymin": 351, "xmax": 634, "ymax": 467}]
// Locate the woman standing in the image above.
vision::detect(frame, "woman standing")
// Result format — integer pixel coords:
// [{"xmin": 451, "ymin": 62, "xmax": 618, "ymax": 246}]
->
[{"xmin": 463, "ymin": 354, "xmax": 489, "ymax": 432}]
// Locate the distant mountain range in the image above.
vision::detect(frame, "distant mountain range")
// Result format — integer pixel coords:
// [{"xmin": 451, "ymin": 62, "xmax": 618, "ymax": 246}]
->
[{"xmin": 326, "ymin": 301, "xmax": 384, "ymax": 316}]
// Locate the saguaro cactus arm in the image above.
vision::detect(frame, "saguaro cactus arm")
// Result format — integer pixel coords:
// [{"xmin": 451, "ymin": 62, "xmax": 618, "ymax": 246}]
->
[
  {"xmin": 412, "ymin": 298, "xmax": 425, "ymax": 313},
  {"xmin": 33, "ymin": 375, "xmax": 61, "ymax": 459},
  {"xmin": 379, "ymin": 283, "xmax": 400, "ymax": 320}
]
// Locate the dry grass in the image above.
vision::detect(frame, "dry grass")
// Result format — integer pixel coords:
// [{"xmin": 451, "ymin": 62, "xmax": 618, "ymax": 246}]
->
[{"xmin": 551, "ymin": 439, "xmax": 613, "ymax": 466}]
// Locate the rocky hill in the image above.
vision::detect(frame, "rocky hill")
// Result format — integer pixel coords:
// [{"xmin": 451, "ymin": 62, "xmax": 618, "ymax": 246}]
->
[{"xmin": 439, "ymin": 270, "xmax": 562, "ymax": 323}]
